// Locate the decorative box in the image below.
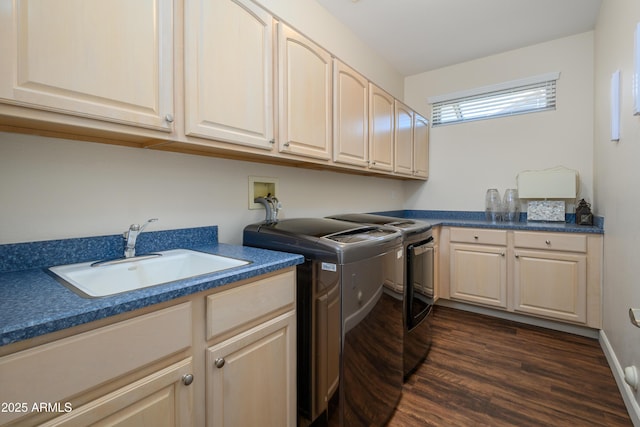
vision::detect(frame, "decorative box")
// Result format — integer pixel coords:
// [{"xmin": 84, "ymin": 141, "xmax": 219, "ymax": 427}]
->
[{"xmin": 526, "ymin": 200, "xmax": 565, "ymax": 222}]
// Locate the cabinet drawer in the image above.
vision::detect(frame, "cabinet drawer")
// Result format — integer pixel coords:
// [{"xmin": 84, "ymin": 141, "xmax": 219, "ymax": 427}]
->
[
  {"xmin": 514, "ymin": 231, "xmax": 587, "ymax": 253},
  {"xmin": 0, "ymin": 302, "xmax": 192, "ymax": 425},
  {"xmin": 40, "ymin": 358, "xmax": 193, "ymax": 427},
  {"xmin": 450, "ymin": 228, "xmax": 507, "ymax": 246},
  {"xmin": 207, "ymin": 270, "xmax": 295, "ymax": 341}
]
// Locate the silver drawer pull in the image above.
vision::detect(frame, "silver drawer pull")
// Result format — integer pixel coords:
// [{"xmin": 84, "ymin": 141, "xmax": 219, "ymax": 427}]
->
[
  {"xmin": 215, "ymin": 358, "xmax": 226, "ymax": 369},
  {"xmin": 474, "ymin": 235, "xmax": 479, "ymax": 240},
  {"xmin": 545, "ymin": 240, "xmax": 551, "ymax": 245}
]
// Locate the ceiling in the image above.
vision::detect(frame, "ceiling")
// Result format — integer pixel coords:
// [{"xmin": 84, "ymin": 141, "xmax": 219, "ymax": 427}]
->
[{"xmin": 314, "ymin": 0, "xmax": 602, "ymax": 76}]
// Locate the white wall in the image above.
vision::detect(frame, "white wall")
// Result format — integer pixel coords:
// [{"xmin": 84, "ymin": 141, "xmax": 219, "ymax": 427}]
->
[
  {"xmin": 594, "ymin": 0, "xmax": 640, "ymax": 420},
  {"xmin": 403, "ymin": 32, "xmax": 594, "ymax": 212},
  {"xmin": 0, "ymin": 132, "xmax": 404, "ymax": 245}
]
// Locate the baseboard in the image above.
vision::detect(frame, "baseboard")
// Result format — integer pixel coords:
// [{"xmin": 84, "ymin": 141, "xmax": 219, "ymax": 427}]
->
[
  {"xmin": 599, "ymin": 330, "xmax": 640, "ymax": 426},
  {"xmin": 435, "ymin": 300, "xmax": 599, "ymax": 338}
]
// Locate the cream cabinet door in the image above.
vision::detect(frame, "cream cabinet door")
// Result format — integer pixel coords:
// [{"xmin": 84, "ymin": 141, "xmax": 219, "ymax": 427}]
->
[
  {"xmin": 368, "ymin": 84, "xmax": 394, "ymax": 172},
  {"xmin": 450, "ymin": 243, "xmax": 507, "ymax": 308},
  {"xmin": 42, "ymin": 359, "xmax": 194, "ymax": 427},
  {"xmin": 206, "ymin": 311, "xmax": 296, "ymax": 427},
  {"xmin": 394, "ymin": 100, "xmax": 414, "ymax": 176},
  {"xmin": 0, "ymin": 0, "xmax": 174, "ymax": 132},
  {"xmin": 184, "ymin": 0, "xmax": 275, "ymax": 150},
  {"xmin": 513, "ymin": 249, "xmax": 587, "ymax": 324},
  {"xmin": 413, "ymin": 113, "xmax": 429, "ymax": 179},
  {"xmin": 278, "ymin": 24, "xmax": 332, "ymax": 161},
  {"xmin": 333, "ymin": 60, "xmax": 368, "ymax": 167}
]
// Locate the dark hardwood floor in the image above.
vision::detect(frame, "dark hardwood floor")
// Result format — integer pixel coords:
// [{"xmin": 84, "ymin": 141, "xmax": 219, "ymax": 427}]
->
[{"xmin": 387, "ymin": 306, "xmax": 632, "ymax": 426}]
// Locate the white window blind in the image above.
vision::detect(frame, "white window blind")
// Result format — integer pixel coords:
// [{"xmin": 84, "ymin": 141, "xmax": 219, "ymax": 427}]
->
[{"xmin": 429, "ymin": 72, "xmax": 559, "ymax": 127}]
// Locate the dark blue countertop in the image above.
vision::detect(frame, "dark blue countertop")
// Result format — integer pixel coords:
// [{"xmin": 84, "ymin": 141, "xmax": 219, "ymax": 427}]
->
[
  {"xmin": 0, "ymin": 212, "xmax": 602, "ymax": 348},
  {"xmin": 0, "ymin": 226, "xmax": 304, "ymax": 347},
  {"xmin": 375, "ymin": 210, "xmax": 604, "ymax": 234}
]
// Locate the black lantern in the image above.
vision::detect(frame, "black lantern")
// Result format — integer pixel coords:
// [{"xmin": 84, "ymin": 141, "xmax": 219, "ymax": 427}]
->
[{"xmin": 575, "ymin": 199, "xmax": 593, "ymax": 226}]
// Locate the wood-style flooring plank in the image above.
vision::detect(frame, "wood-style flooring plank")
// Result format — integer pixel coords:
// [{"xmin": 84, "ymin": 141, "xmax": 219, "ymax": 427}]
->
[{"xmin": 387, "ymin": 306, "xmax": 632, "ymax": 426}]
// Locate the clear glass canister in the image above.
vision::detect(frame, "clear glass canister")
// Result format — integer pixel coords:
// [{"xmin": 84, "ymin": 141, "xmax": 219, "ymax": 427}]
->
[
  {"xmin": 485, "ymin": 189, "xmax": 502, "ymax": 222},
  {"xmin": 503, "ymin": 189, "xmax": 520, "ymax": 222}
]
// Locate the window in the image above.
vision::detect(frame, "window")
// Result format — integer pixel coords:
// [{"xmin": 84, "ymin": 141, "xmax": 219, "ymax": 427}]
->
[{"xmin": 429, "ymin": 72, "xmax": 559, "ymax": 127}]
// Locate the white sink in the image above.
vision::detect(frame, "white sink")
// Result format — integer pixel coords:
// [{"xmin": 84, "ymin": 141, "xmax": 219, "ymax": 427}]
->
[{"xmin": 49, "ymin": 249, "xmax": 250, "ymax": 297}]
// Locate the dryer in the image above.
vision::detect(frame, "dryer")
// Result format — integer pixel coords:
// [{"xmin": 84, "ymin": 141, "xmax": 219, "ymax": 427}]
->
[
  {"xmin": 327, "ymin": 213, "xmax": 434, "ymax": 379},
  {"xmin": 244, "ymin": 218, "xmax": 403, "ymax": 427}
]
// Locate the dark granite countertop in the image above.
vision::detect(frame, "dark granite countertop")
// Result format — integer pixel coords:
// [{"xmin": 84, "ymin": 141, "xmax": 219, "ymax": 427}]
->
[{"xmin": 0, "ymin": 227, "xmax": 304, "ymax": 348}]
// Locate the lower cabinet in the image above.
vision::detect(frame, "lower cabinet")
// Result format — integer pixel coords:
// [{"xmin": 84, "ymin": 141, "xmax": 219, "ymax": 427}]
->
[
  {"xmin": 449, "ymin": 228, "xmax": 508, "ymax": 309},
  {"xmin": 0, "ymin": 303, "xmax": 193, "ymax": 426},
  {"xmin": 41, "ymin": 359, "xmax": 194, "ymax": 427},
  {"xmin": 204, "ymin": 269, "xmax": 297, "ymax": 427},
  {"xmin": 0, "ymin": 268, "xmax": 297, "ymax": 427},
  {"xmin": 206, "ymin": 312, "xmax": 296, "ymax": 427},
  {"xmin": 442, "ymin": 227, "xmax": 602, "ymax": 328},
  {"xmin": 450, "ymin": 242, "xmax": 507, "ymax": 309},
  {"xmin": 513, "ymin": 249, "xmax": 587, "ymax": 323},
  {"xmin": 512, "ymin": 231, "xmax": 593, "ymax": 325}
]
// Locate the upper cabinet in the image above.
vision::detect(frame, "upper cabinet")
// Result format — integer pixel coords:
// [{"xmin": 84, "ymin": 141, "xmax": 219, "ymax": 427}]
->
[
  {"xmin": 413, "ymin": 113, "xmax": 429, "ymax": 179},
  {"xmin": 277, "ymin": 23, "xmax": 332, "ymax": 161},
  {"xmin": 0, "ymin": 0, "xmax": 174, "ymax": 132},
  {"xmin": 368, "ymin": 84, "xmax": 395, "ymax": 172},
  {"xmin": 394, "ymin": 100, "xmax": 430, "ymax": 178},
  {"xmin": 0, "ymin": 0, "xmax": 428, "ymax": 180},
  {"xmin": 184, "ymin": 0, "xmax": 275, "ymax": 150},
  {"xmin": 394, "ymin": 100, "xmax": 414, "ymax": 176},
  {"xmin": 333, "ymin": 60, "xmax": 368, "ymax": 167}
]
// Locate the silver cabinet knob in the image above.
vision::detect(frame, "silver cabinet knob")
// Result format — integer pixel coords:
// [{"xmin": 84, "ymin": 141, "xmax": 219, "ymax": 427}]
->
[
  {"xmin": 182, "ymin": 374, "xmax": 194, "ymax": 386},
  {"xmin": 165, "ymin": 114, "xmax": 174, "ymax": 123},
  {"xmin": 474, "ymin": 235, "xmax": 479, "ymax": 240},
  {"xmin": 215, "ymin": 358, "xmax": 226, "ymax": 369},
  {"xmin": 283, "ymin": 142, "xmax": 290, "ymax": 147},
  {"xmin": 515, "ymin": 253, "xmax": 520, "ymax": 258},
  {"xmin": 545, "ymin": 240, "xmax": 551, "ymax": 245},
  {"xmin": 269, "ymin": 139, "xmax": 275, "ymax": 144}
]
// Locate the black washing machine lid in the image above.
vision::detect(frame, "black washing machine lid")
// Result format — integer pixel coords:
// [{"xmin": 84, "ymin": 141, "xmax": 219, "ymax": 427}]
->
[
  {"xmin": 328, "ymin": 213, "xmax": 431, "ymax": 231},
  {"xmin": 255, "ymin": 218, "xmax": 372, "ymax": 238}
]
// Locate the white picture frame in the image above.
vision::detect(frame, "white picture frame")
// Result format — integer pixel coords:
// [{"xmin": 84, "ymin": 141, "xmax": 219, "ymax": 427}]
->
[
  {"xmin": 611, "ymin": 69, "xmax": 621, "ymax": 141},
  {"xmin": 635, "ymin": 23, "xmax": 640, "ymax": 115}
]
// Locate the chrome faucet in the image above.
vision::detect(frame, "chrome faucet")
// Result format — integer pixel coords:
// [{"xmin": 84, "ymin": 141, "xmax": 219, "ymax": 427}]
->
[{"xmin": 123, "ymin": 218, "xmax": 158, "ymax": 258}]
